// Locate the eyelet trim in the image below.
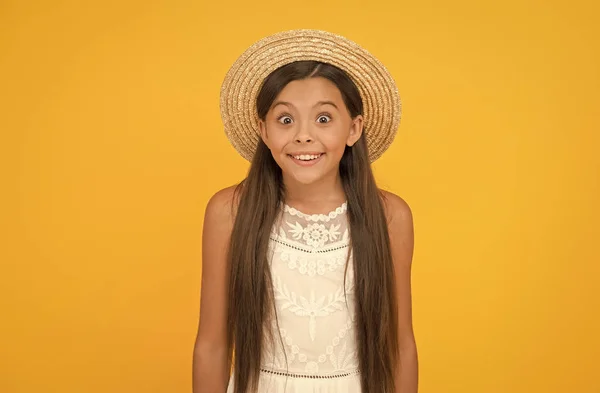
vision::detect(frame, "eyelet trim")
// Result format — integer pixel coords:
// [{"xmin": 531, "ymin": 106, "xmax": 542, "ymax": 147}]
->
[
  {"xmin": 270, "ymin": 237, "xmax": 349, "ymax": 254},
  {"xmin": 284, "ymin": 202, "xmax": 347, "ymax": 222},
  {"xmin": 260, "ymin": 367, "xmax": 359, "ymax": 379}
]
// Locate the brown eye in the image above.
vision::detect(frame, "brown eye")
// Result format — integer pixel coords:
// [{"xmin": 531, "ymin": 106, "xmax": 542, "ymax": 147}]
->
[
  {"xmin": 317, "ymin": 115, "xmax": 331, "ymax": 123},
  {"xmin": 277, "ymin": 115, "xmax": 293, "ymax": 125}
]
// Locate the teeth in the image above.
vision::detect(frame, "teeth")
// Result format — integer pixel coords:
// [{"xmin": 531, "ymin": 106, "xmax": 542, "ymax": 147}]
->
[{"xmin": 293, "ymin": 154, "xmax": 321, "ymax": 161}]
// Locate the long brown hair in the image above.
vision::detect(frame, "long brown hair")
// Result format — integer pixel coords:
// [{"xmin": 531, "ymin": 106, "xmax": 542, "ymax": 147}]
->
[{"xmin": 226, "ymin": 61, "xmax": 399, "ymax": 392}]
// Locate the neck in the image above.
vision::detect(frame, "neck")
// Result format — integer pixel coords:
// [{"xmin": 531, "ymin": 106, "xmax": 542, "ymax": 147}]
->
[{"xmin": 282, "ymin": 168, "xmax": 346, "ymax": 213}]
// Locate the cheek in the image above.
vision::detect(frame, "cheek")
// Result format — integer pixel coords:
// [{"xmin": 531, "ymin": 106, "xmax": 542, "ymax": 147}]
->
[
  {"xmin": 265, "ymin": 130, "xmax": 289, "ymax": 152},
  {"xmin": 270, "ymin": 137, "xmax": 290, "ymax": 153},
  {"xmin": 321, "ymin": 132, "xmax": 350, "ymax": 153}
]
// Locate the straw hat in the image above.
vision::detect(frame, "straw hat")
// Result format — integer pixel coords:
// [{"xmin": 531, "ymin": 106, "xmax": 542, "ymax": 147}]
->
[{"xmin": 219, "ymin": 29, "xmax": 401, "ymax": 162}]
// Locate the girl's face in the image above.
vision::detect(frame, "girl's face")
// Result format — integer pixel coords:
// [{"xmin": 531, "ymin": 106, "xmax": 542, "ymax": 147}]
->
[{"xmin": 258, "ymin": 77, "xmax": 363, "ymax": 186}]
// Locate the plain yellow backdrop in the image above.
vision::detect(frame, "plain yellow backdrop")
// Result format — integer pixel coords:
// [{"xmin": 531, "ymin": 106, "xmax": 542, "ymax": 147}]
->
[{"xmin": 1, "ymin": 0, "xmax": 598, "ymax": 392}]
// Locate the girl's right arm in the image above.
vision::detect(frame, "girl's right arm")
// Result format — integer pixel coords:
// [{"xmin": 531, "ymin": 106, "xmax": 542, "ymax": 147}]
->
[{"xmin": 193, "ymin": 186, "xmax": 237, "ymax": 393}]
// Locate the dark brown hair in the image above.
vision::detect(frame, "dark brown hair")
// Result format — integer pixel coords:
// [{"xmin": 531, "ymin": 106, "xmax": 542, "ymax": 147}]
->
[{"xmin": 226, "ymin": 61, "xmax": 399, "ymax": 392}]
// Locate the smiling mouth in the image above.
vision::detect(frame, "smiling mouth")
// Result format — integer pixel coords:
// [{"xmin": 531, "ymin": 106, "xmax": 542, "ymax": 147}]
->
[{"xmin": 288, "ymin": 153, "xmax": 324, "ymax": 161}]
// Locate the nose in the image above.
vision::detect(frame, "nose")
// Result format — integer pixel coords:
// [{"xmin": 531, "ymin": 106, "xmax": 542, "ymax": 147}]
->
[{"xmin": 294, "ymin": 122, "xmax": 313, "ymax": 143}]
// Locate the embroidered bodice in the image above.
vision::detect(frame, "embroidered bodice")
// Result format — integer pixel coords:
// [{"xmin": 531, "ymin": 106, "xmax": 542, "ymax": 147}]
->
[{"xmin": 261, "ymin": 201, "xmax": 359, "ymax": 376}]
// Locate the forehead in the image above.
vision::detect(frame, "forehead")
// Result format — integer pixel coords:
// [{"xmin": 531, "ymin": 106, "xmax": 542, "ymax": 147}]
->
[{"xmin": 274, "ymin": 77, "xmax": 344, "ymax": 107}]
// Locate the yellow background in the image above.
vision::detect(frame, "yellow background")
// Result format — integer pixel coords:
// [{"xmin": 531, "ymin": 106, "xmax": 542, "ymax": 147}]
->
[{"xmin": 2, "ymin": 0, "xmax": 598, "ymax": 392}]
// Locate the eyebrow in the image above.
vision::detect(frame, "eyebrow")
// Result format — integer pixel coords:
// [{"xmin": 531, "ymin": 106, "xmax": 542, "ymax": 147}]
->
[{"xmin": 271, "ymin": 100, "xmax": 339, "ymax": 110}]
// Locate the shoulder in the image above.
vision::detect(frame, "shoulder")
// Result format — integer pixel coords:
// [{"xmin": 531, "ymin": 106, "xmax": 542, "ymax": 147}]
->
[
  {"xmin": 379, "ymin": 189, "xmax": 414, "ymax": 264},
  {"xmin": 379, "ymin": 189, "xmax": 413, "ymax": 225},
  {"xmin": 204, "ymin": 184, "xmax": 241, "ymax": 229}
]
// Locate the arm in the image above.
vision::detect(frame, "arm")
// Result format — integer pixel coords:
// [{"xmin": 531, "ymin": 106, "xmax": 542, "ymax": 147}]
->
[
  {"xmin": 383, "ymin": 191, "xmax": 419, "ymax": 393},
  {"xmin": 193, "ymin": 186, "xmax": 237, "ymax": 393}
]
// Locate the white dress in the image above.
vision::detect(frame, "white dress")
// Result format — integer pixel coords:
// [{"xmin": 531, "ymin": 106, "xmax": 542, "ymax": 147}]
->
[{"xmin": 227, "ymin": 201, "xmax": 361, "ymax": 392}]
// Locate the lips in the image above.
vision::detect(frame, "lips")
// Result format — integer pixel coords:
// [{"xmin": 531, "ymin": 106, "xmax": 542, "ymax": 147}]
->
[
  {"xmin": 291, "ymin": 153, "xmax": 323, "ymax": 161},
  {"xmin": 288, "ymin": 153, "xmax": 325, "ymax": 166}
]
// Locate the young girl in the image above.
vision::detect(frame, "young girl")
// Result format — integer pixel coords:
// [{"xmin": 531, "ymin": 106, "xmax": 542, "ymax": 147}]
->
[{"xmin": 193, "ymin": 30, "xmax": 418, "ymax": 393}]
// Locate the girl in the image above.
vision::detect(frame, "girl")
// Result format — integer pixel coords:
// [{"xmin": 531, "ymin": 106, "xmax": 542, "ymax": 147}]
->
[{"xmin": 193, "ymin": 30, "xmax": 418, "ymax": 393}]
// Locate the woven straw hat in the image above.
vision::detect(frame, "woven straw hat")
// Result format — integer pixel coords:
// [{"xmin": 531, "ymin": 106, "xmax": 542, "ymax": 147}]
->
[{"xmin": 219, "ymin": 29, "xmax": 401, "ymax": 162}]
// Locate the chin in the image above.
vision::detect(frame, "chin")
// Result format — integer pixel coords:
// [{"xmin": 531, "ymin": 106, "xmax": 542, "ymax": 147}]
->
[
  {"xmin": 293, "ymin": 174, "xmax": 323, "ymax": 185},
  {"xmin": 285, "ymin": 168, "xmax": 326, "ymax": 185}
]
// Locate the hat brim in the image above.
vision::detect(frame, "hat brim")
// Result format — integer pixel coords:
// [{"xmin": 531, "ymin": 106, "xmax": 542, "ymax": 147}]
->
[{"xmin": 220, "ymin": 29, "xmax": 401, "ymax": 163}]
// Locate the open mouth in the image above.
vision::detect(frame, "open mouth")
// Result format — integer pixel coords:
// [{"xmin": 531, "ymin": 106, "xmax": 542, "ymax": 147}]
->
[
  {"xmin": 290, "ymin": 153, "xmax": 323, "ymax": 161},
  {"xmin": 288, "ymin": 153, "xmax": 325, "ymax": 166}
]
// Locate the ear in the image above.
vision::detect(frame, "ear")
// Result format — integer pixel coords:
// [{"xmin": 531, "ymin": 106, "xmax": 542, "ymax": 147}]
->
[
  {"xmin": 346, "ymin": 115, "xmax": 364, "ymax": 147},
  {"xmin": 259, "ymin": 119, "xmax": 269, "ymax": 144}
]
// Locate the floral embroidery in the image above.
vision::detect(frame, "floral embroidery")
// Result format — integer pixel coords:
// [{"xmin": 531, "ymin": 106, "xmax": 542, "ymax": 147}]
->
[
  {"xmin": 273, "ymin": 275, "xmax": 354, "ymax": 341},
  {"xmin": 263, "ymin": 318, "xmax": 358, "ymax": 374},
  {"xmin": 286, "ymin": 221, "xmax": 342, "ymax": 249},
  {"xmin": 276, "ymin": 245, "xmax": 349, "ymax": 276},
  {"xmin": 260, "ymin": 199, "xmax": 359, "ymax": 377},
  {"xmin": 284, "ymin": 202, "xmax": 347, "ymax": 222}
]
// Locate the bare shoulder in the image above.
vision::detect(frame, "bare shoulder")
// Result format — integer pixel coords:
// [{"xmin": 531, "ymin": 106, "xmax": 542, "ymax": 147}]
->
[
  {"xmin": 204, "ymin": 184, "xmax": 241, "ymax": 228},
  {"xmin": 379, "ymin": 189, "xmax": 413, "ymax": 224},
  {"xmin": 379, "ymin": 189, "xmax": 414, "ymax": 267}
]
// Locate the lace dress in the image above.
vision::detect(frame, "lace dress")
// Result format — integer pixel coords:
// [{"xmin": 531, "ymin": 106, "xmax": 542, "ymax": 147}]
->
[{"xmin": 226, "ymin": 201, "xmax": 361, "ymax": 393}]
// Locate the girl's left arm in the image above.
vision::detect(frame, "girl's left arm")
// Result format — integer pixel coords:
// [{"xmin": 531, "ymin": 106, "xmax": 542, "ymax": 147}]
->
[{"xmin": 384, "ymin": 191, "xmax": 419, "ymax": 393}]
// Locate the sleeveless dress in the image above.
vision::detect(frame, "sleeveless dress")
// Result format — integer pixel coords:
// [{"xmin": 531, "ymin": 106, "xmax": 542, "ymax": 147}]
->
[{"xmin": 227, "ymin": 201, "xmax": 361, "ymax": 393}]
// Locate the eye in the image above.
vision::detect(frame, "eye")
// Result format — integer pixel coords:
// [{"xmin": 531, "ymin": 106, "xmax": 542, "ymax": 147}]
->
[
  {"xmin": 317, "ymin": 114, "xmax": 331, "ymax": 124},
  {"xmin": 277, "ymin": 114, "xmax": 293, "ymax": 125}
]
